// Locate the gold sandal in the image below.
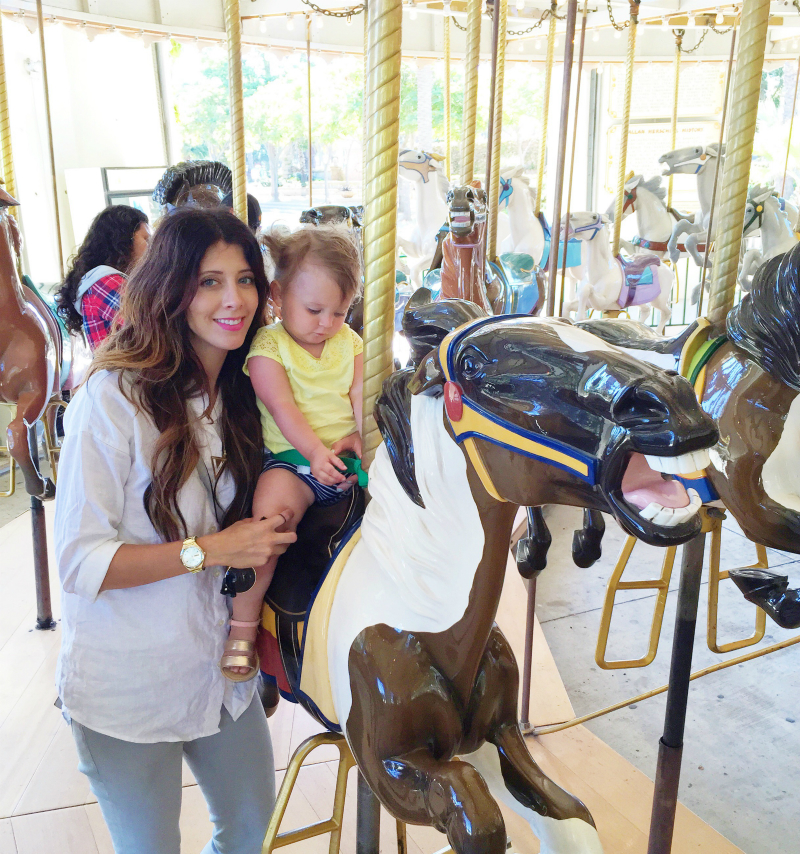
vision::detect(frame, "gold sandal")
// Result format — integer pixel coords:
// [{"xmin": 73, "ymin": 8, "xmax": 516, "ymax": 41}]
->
[{"xmin": 220, "ymin": 619, "xmax": 260, "ymax": 683}]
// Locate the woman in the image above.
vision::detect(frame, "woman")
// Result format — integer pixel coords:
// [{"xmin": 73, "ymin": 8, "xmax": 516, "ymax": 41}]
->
[
  {"xmin": 54, "ymin": 208, "xmax": 295, "ymax": 854},
  {"xmin": 55, "ymin": 205, "xmax": 151, "ymax": 350}
]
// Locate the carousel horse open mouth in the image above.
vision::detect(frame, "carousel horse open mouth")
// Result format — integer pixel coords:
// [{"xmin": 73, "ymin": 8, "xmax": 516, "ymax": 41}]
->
[{"xmin": 618, "ymin": 450, "xmax": 707, "ymax": 528}]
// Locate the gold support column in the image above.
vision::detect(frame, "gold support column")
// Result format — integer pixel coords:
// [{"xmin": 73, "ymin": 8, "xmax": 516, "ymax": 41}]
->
[
  {"xmin": 36, "ymin": 1, "xmax": 64, "ymax": 277},
  {"xmin": 667, "ymin": 31, "xmax": 682, "ymax": 210},
  {"xmin": 0, "ymin": 11, "xmax": 17, "ymax": 201},
  {"xmin": 611, "ymin": 0, "xmax": 639, "ymax": 257},
  {"xmin": 486, "ymin": 0, "xmax": 507, "ymax": 264},
  {"xmin": 223, "ymin": 0, "xmax": 247, "ymax": 223},
  {"xmin": 707, "ymin": 0, "xmax": 769, "ymax": 330},
  {"xmin": 444, "ymin": 14, "xmax": 452, "ymax": 181},
  {"xmin": 534, "ymin": 3, "xmax": 557, "ymax": 215},
  {"xmin": 460, "ymin": 0, "xmax": 482, "ymax": 183},
  {"xmin": 361, "ymin": 0, "xmax": 402, "ymax": 469},
  {"xmin": 306, "ymin": 16, "xmax": 313, "ymax": 208}
]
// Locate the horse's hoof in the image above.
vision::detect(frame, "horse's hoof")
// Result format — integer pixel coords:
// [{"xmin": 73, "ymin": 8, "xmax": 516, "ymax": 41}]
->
[
  {"xmin": 37, "ymin": 479, "xmax": 56, "ymax": 501},
  {"xmin": 515, "ymin": 536, "xmax": 548, "ymax": 579},
  {"xmin": 572, "ymin": 528, "xmax": 603, "ymax": 568},
  {"xmin": 729, "ymin": 568, "xmax": 800, "ymax": 630}
]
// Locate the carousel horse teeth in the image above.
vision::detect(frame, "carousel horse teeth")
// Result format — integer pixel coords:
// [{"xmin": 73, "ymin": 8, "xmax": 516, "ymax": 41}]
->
[{"xmin": 644, "ymin": 451, "xmax": 709, "ymax": 476}]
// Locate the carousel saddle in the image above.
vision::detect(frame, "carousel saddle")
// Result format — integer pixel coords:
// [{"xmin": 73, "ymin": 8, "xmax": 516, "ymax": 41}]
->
[{"xmin": 256, "ymin": 485, "xmax": 365, "ymax": 730}]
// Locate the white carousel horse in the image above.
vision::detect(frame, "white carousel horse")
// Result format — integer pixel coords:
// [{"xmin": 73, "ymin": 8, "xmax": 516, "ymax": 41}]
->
[
  {"xmin": 659, "ymin": 143, "xmax": 723, "ymax": 267},
  {"xmin": 740, "ymin": 184, "xmax": 799, "ymax": 291},
  {"xmin": 397, "ymin": 149, "xmax": 449, "ymax": 287},
  {"xmin": 605, "ymin": 173, "xmax": 690, "ymax": 260},
  {"xmin": 561, "ymin": 212, "xmax": 674, "ymax": 334},
  {"xmin": 497, "ymin": 167, "xmax": 545, "ymax": 262}
]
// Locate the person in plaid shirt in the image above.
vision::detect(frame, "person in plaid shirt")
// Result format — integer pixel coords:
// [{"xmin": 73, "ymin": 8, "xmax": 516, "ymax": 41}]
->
[{"xmin": 56, "ymin": 205, "xmax": 150, "ymax": 351}]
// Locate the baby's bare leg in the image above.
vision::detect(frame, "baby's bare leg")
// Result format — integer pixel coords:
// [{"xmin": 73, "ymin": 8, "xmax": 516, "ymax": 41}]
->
[{"xmin": 225, "ymin": 469, "xmax": 314, "ymax": 675}]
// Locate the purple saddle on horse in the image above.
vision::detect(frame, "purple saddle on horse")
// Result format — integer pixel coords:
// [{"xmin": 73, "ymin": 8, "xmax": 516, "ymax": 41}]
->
[{"xmin": 616, "ymin": 254, "xmax": 661, "ymax": 309}]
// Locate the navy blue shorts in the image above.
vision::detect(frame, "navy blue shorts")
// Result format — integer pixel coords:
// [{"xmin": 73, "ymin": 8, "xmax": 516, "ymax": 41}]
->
[{"xmin": 261, "ymin": 451, "xmax": 351, "ymax": 507}]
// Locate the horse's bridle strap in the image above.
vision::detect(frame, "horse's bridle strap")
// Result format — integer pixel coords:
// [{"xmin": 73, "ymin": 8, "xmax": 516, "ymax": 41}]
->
[{"xmin": 436, "ymin": 318, "xmax": 599, "ymax": 501}]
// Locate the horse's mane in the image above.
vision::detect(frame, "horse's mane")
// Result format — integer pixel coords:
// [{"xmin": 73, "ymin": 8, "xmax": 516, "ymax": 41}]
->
[
  {"xmin": 748, "ymin": 182, "xmax": 775, "ymax": 205},
  {"xmin": 360, "ymin": 393, "xmax": 485, "ymax": 629},
  {"xmin": 727, "ymin": 242, "xmax": 800, "ymax": 391},
  {"xmin": 504, "ymin": 165, "xmax": 529, "ymax": 183},
  {"xmin": 641, "ymin": 175, "xmax": 666, "ymax": 201}
]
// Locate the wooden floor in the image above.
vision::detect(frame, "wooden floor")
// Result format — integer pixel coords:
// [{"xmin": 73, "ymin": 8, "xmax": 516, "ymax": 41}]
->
[{"xmin": 0, "ymin": 506, "xmax": 742, "ymax": 853}]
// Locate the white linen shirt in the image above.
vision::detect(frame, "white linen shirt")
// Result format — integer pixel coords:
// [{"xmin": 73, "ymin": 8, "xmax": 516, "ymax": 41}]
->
[{"xmin": 54, "ymin": 370, "xmax": 256, "ymax": 743}]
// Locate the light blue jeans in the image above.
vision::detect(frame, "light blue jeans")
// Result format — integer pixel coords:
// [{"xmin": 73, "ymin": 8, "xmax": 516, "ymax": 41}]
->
[{"xmin": 71, "ymin": 697, "xmax": 275, "ymax": 854}]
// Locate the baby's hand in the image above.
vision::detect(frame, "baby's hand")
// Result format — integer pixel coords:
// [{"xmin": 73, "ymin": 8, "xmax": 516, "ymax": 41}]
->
[
  {"xmin": 309, "ymin": 445, "xmax": 348, "ymax": 486},
  {"xmin": 331, "ymin": 431, "xmax": 362, "ymax": 460}
]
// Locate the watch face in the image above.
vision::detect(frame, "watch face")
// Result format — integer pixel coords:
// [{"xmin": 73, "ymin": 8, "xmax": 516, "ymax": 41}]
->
[{"xmin": 182, "ymin": 545, "xmax": 204, "ymax": 569}]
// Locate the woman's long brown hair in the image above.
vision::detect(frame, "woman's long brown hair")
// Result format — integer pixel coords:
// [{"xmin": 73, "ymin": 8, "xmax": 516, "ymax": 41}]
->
[{"xmin": 89, "ymin": 208, "xmax": 268, "ymax": 542}]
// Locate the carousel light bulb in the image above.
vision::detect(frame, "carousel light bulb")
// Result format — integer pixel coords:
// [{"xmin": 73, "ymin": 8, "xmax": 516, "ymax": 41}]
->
[
  {"xmin": 518, "ymin": 40, "xmax": 525, "ymax": 51},
  {"xmin": 516, "ymin": 0, "xmax": 525, "ymax": 11},
  {"xmin": 443, "ymin": 0, "xmax": 452, "ymax": 16},
  {"xmin": 715, "ymin": 8, "xmax": 725, "ymax": 24},
  {"xmin": 410, "ymin": 4, "xmax": 418, "ymax": 20},
  {"xmin": 661, "ymin": 17, "xmax": 669, "ymax": 31},
  {"xmin": 592, "ymin": 27, "xmax": 599, "ymax": 41},
  {"xmin": 614, "ymin": 27, "xmax": 622, "ymax": 38},
  {"xmin": 259, "ymin": 16, "xmax": 267, "ymax": 33},
  {"xmin": 793, "ymin": 37, "xmax": 799, "ymax": 49},
  {"xmin": 286, "ymin": 13, "xmax": 294, "ymax": 30},
  {"xmin": 315, "ymin": 12, "xmax": 323, "ymax": 29},
  {"xmin": 688, "ymin": 11, "xmax": 696, "ymax": 27},
  {"xmin": 535, "ymin": 37, "xmax": 542, "ymax": 48}
]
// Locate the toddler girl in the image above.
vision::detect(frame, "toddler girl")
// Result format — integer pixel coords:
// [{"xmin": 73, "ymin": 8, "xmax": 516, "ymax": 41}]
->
[{"xmin": 220, "ymin": 227, "xmax": 364, "ymax": 681}]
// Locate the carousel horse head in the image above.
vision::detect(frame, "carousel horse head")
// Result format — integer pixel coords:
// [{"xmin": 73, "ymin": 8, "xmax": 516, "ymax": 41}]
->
[
  {"xmin": 562, "ymin": 211, "xmax": 608, "ymax": 241},
  {"xmin": 300, "ymin": 205, "xmax": 355, "ymax": 227},
  {"xmin": 606, "ymin": 174, "xmax": 667, "ymax": 221},
  {"xmin": 395, "ymin": 290, "xmax": 718, "ymax": 546},
  {"xmin": 743, "ymin": 183, "xmax": 777, "ymax": 236},
  {"xmin": 658, "ymin": 142, "xmax": 724, "ymax": 177},
  {"xmin": 446, "ymin": 185, "xmax": 487, "ymax": 238},
  {"xmin": 152, "ymin": 160, "xmax": 233, "ymax": 215},
  {"xmin": 398, "ymin": 149, "xmax": 445, "ymax": 184}
]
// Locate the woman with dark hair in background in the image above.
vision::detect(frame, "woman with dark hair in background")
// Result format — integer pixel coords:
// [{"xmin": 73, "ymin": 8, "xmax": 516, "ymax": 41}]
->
[
  {"xmin": 55, "ymin": 207, "xmax": 295, "ymax": 853},
  {"xmin": 55, "ymin": 205, "xmax": 150, "ymax": 350}
]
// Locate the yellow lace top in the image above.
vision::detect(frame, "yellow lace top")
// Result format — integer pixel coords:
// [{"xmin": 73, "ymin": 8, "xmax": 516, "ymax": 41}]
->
[{"xmin": 244, "ymin": 321, "xmax": 363, "ymax": 455}]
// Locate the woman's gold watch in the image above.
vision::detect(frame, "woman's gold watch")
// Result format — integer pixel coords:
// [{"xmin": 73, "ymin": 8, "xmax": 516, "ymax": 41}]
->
[{"xmin": 180, "ymin": 536, "xmax": 206, "ymax": 573}]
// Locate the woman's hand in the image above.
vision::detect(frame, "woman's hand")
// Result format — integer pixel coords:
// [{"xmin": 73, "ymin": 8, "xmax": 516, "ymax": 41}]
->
[
  {"xmin": 331, "ymin": 431, "xmax": 362, "ymax": 459},
  {"xmin": 199, "ymin": 514, "xmax": 297, "ymax": 568},
  {"xmin": 309, "ymin": 445, "xmax": 348, "ymax": 486}
]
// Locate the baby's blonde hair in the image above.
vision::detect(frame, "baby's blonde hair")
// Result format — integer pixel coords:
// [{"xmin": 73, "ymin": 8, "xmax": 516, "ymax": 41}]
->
[{"xmin": 261, "ymin": 226, "xmax": 362, "ymax": 301}]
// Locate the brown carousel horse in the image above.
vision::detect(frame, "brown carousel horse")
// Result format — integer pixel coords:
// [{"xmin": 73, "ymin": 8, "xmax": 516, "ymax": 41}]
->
[
  {"xmin": 0, "ymin": 187, "xmax": 62, "ymax": 499},
  {"xmin": 257, "ymin": 291, "xmax": 718, "ymax": 854},
  {"xmin": 574, "ymin": 242, "xmax": 800, "ymax": 628}
]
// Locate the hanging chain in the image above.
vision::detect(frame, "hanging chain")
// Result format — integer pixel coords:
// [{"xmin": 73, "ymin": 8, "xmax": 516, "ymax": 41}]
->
[
  {"xmin": 708, "ymin": 21, "xmax": 735, "ymax": 35},
  {"xmin": 299, "ymin": 0, "xmax": 366, "ymax": 18},
  {"xmin": 453, "ymin": 2, "xmax": 565, "ymax": 35},
  {"xmin": 681, "ymin": 28, "xmax": 709, "ymax": 53},
  {"xmin": 606, "ymin": 0, "xmax": 629, "ymax": 31}
]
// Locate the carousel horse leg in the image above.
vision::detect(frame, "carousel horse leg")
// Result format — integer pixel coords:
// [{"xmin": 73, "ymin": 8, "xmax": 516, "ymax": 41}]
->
[
  {"xmin": 571, "ymin": 508, "xmax": 605, "ymax": 568},
  {"xmin": 347, "ymin": 626, "xmax": 507, "ymax": 854},
  {"xmin": 8, "ymin": 391, "xmax": 54, "ymax": 500},
  {"xmin": 516, "ymin": 506, "xmax": 551, "ymax": 579},
  {"xmin": 729, "ymin": 568, "xmax": 800, "ymax": 629},
  {"xmin": 466, "ymin": 629, "xmax": 602, "ymax": 854}
]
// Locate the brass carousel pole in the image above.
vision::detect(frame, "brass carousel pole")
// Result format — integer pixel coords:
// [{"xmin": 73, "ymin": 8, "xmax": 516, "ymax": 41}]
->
[
  {"xmin": 648, "ymin": 12, "xmax": 767, "ymax": 850},
  {"xmin": 667, "ymin": 30, "xmax": 682, "ymax": 211},
  {"xmin": 0, "ymin": 11, "xmax": 17, "ymax": 202},
  {"xmin": 444, "ymin": 13, "xmax": 452, "ymax": 181},
  {"xmin": 35, "ymin": 1, "xmax": 64, "ymax": 278},
  {"xmin": 611, "ymin": 0, "xmax": 640, "ymax": 258},
  {"xmin": 705, "ymin": 0, "xmax": 769, "ymax": 333},
  {"xmin": 223, "ymin": 0, "xmax": 247, "ymax": 223},
  {"xmin": 361, "ymin": 0, "xmax": 402, "ymax": 469},
  {"xmin": 307, "ymin": 15, "xmax": 314, "ymax": 208},
  {"xmin": 460, "ymin": 0, "xmax": 482, "ymax": 183},
  {"xmin": 545, "ymin": 0, "xmax": 578, "ymax": 317},
  {"xmin": 486, "ymin": 0, "xmax": 508, "ymax": 264},
  {"xmin": 534, "ymin": 3, "xmax": 558, "ymax": 215}
]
